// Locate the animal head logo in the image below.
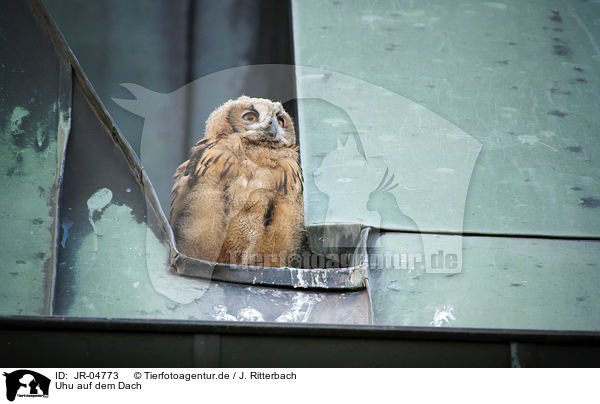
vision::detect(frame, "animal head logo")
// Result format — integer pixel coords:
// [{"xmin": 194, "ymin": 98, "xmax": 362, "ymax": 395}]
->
[
  {"xmin": 114, "ymin": 64, "xmax": 481, "ymax": 275},
  {"xmin": 3, "ymin": 370, "xmax": 50, "ymax": 402}
]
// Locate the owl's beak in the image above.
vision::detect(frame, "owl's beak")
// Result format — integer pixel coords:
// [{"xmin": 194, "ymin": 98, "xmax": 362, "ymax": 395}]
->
[{"xmin": 267, "ymin": 118, "xmax": 281, "ymax": 140}]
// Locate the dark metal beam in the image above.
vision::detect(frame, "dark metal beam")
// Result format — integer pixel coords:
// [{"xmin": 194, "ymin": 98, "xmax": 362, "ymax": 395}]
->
[{"xmin": 2, "ymin": 316, "xmax": 600, "ymax": 367}]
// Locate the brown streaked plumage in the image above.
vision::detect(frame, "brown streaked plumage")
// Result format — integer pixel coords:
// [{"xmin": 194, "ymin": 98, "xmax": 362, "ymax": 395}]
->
[{"xmin": 170, "ymin": 96, "xmax": 304, "ymax": 267}]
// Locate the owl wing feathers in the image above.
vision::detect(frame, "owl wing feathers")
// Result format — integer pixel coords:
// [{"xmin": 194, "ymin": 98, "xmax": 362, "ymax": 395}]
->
[
  {"xmin": 171, "ymin": 135, "xmax": 303, "ymax": 266},
  {"xmin": 170, "ymin": 136, "xmax": 245, "ymax": 261},
  {"xmin": 180, "ymin": 136, "xmax": 242, "ymax": 185},
  {"xmin": 275, "ymin": 155, "xmax": 303, "ymax": 196},
  {"xmin": 174, "ymin": 136, "xmax": 302, "ymax": 198}
]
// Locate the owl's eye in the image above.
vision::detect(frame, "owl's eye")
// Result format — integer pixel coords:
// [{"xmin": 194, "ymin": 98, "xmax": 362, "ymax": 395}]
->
[
  {"xmin": 277, "ymin": 116, "xmax": 285, "ymax": 128},
  {"xmin": 242, "ymin": 112, "xmax": 258, "ymax": 122}
]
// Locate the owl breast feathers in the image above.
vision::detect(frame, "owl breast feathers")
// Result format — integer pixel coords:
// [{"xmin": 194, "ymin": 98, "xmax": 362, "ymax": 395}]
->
[{"xmin": 170, "ymin": 96, "xmax": 304, "ymax": 267}]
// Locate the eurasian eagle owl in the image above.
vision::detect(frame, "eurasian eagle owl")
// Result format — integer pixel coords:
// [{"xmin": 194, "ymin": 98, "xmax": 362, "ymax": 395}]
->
[{"xmin": 170, "ymin": 96, "xmax": 304, "ymax": 267}]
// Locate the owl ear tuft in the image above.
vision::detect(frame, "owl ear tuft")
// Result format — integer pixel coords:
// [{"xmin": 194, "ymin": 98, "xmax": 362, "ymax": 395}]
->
[{"xmin": 205, "ymin": 99, "xmax": 236, "ymax": 137}]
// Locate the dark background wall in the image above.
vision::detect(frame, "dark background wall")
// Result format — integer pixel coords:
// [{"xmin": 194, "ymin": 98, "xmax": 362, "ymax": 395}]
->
[{"xmin": 42, "ymin": 0, "xmax": 295, "ymax": 210}]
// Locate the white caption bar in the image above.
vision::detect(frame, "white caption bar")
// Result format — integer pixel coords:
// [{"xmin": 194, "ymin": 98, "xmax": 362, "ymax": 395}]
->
[{"xmin": 1, "ymin": 368, "xmax": 595, "ymax": 403}]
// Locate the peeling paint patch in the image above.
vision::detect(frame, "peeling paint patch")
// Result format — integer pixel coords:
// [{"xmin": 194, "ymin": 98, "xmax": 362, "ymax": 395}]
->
[
  {"xmin": 553, "ymin": 44, "xmax": 570, "ymax": 56},
  {"xmin": 276, "ymin": 294, "xmax": 322, "ymax": 322},
  {"xmin": 8, "ymin": 106, "xmax": 30, "ymax": 145},
  {"xmin": 429, "ymin": 304, "xmax": 455, "ymax": 327},
  {"xmin": 436, "ymin": 167, "xmax": 455, "ymax": 173},
  {"xmin": 580, "ymin": 197, "xmax": 600, "ymax": 208},
  {"xmin": 238, "ymin": 307, "xmax": 265, "ymax": 322},
  {"xmin": 549, "ymin": 9, "xmax": 562, "ymax": 22},
  {"xmin": 549, "ymin": 88, "xmax": 571, "ymax": 95},
  {"xmin": 34, "ymin": 124, "xmax": 49, "ymax": 152},
  {"xmin": 213, "ymin": 305, "xmax": 237, "ymax": 321},
  {"xmin": 548, "ymin": 110, "xmax": 567, "ymax": 117},
  {"xmin": 484, "ymin": 2, "xmax": 508, "ymax": 10},
  {"xmin": 87, "ymin": 188, "xmax": 113, "ymax": 252},
  {"xmin": 60, "ymin": 217, "xmax": 73, "ymax": 248}
]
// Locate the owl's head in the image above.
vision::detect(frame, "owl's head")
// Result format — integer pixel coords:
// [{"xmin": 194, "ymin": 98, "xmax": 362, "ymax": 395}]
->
[{"xmin": 205, "ymin": 96, "xmax": 295, "ymax": 147}]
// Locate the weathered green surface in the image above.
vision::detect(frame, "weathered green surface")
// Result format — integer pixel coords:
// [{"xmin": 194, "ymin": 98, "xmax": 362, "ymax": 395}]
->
[
  {"xmin": 50, "ymin": 75, "xmax": 369, "ymax": 324},
  {"xmin": 4, "ymin": 0, "xmax": 598, "ymax": 330},
  {"xmin": 293, "ymin": 67, "xmax": 481, "ymax": 273},
  {"xmin": 369, "ymin": 232, "xmax": 600, "ymax": 330},
  {"xmin": 0, "ymin": 105, "xmax": 57, "ymax": 316},
  {"xmin": 0, "ymin": 1, "xmax": 68, "ymax": 315},
  {"xmin": 293, "ymin": 0, "xmax": 600, "ymax": 238},
  {"xmin": 60, "ymin": 201, "xmax": 369, "ymax": 323},
  {"xmin": 293, "ymin": 0, "xmax": 600, "ymax": 330}
]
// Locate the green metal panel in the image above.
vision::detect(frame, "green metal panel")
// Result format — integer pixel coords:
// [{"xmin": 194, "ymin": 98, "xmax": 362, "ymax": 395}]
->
[
  {"xmin": 0, "ymin": 0, "xmax": 71, "ymax": 315},
  {"xmin": 369, "ymin": 232, "xmax": 600, "ymax": 330},
  {"xmin": 291, "ymin": 0, "xmax": 600, "ymax": 332},
  {"xmin": 3, "ymin": 0, "xmax": 599, "ymax": 339},
  {"xmin": 292, "ymin": 0, "xmax": 600, "ymax": 238}
]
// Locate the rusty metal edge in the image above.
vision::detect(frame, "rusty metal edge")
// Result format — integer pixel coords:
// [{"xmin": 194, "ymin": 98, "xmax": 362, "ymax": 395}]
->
[
  {"xmin": 358, "ymin": 227, "xmax": 375, "ymax": 323},
  {"xmin": 24, "ymin": 1, "xmax": 74, "ymax": 315},
  {"xmin": 47, "ymin": 60, "xmax": 73, "ymax": 316}
]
